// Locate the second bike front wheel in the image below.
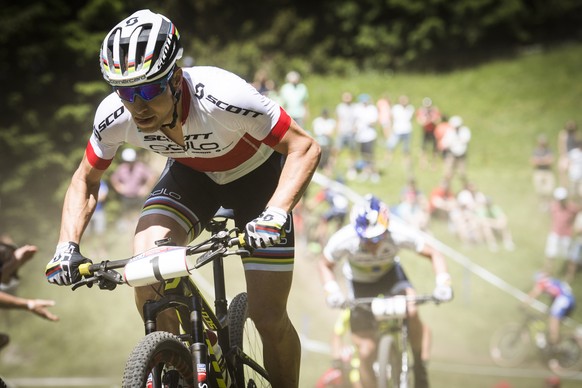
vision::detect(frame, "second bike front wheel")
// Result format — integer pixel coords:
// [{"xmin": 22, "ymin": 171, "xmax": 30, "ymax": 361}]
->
[
  {"xmin": 228, "ymin": 292, "xmax": 271, "ymax": 387},
  {"xmin": 122, "ymin": 331, "xmax": 194, "ymax": 388},
  {"xmin": 489, "ymin": 322, "xmax": 531, "ymax": 367},
  {"xmin": 377, "ymin": 335, "xmax": 402, "ymax": 388}
]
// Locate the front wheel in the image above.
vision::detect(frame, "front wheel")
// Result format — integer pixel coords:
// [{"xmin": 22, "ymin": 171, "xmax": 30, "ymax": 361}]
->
[
  {"xmin": 489, "ymin": 323, "xmax": 531, "ymax": 367},
  {"xmin": 122, "ymin": 331, "xmax": 194, "ymax": 388},
  {"xmin": 228, "ymin": 292, "xmax": 271, "ymax": 387},
  {"xmin": 377, "ymin": 335, "xmax": 402, "ymax": 388},
  {"xmin": 549, "ymin": 337, "xmax": 582, "ymax": 376}
]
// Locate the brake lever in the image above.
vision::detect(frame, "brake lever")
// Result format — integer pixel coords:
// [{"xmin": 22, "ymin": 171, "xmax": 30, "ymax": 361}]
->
[
  {"xmin": 71, "ymin": 277, "xmax": 97, "ymax": 291},
  {"xmin": 234, "ymin": 249, "xmax": 251, "ymax": 258},
  {"xmin": 195, "ymin": 246, "xmax": 227, "ymax": 269}
]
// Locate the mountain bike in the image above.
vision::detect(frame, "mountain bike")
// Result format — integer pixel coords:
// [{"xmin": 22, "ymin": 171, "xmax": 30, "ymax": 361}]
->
[
  {"xmin": 72, "ymin": 208, "xmax": 271, "ymax": 387},
  {"xmin": 489, "ymin": 309, "xmax": 582, "ymax": 376},
  {"xmin": 340, "ymin": 294, "xmax": 440, "ymax": 388}
]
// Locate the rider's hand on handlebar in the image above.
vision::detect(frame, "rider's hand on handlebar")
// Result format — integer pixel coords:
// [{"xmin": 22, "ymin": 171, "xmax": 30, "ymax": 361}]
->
[
  {"xmin": 45, "ymin": 242, "xmax": 92, "ymax": 286},
  {"xmin": 432, "ymin": 273, "xmax": 453, "ymax": 302},
  {"xmin": 324, "ymin": 280, "xmax": 345, "ymax": 308},
  {"xmin": 244, "ymin": 206, "xmax": 288, "ymax": 249}
]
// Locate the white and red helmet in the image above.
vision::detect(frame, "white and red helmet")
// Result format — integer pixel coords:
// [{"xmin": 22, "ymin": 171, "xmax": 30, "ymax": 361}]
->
[{"xmin": 100, "ymin": 9, "xmax": 183, "ymax": 86}]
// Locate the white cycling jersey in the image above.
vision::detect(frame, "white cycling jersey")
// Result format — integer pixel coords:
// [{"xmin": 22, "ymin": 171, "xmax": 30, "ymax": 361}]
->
[
  {"xmin": 87, "ymin": 66, "xmax": 291, "ymax": 184},
  {"xmin": 323, "ymin": 219, "xmax": 425, "ymax": 283}
]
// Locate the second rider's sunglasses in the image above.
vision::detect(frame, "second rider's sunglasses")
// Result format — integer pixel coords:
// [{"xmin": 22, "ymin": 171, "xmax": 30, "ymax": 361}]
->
[{"xmin": 114, "ymin": 71, "xmax": 173, "ymax": 103}]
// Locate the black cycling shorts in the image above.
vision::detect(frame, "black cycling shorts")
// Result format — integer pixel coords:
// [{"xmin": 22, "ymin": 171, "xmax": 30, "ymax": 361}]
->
[
  {"xmin": 140, "ymin": 152, "xmax": 295, "ymax": 271},
  {"xmin": 349, "ymin": 263, "xmax": 412, "ymax": 333}
]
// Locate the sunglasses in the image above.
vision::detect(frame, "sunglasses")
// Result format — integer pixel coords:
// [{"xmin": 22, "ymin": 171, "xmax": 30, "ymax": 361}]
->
[{"xmin": 114, "ymin": 71, "xmax": 174, "ymax": 103}]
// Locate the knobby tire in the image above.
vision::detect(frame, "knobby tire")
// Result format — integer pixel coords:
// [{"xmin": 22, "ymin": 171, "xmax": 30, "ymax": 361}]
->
[
  {"xmin": 228, "ymin": 292, "xmax": 271, "ymax": 387},
  {"xmin": 489, "ymin": 323, "xmax": 531, "ymax": 367},
  {"xmin": 122, "ymin": 331, "xmax": 195, "ymax": 388},
  {"xmin": 377, "ymin": 335, "xmax": 403, "ymax": 388},
  {"xmin": 550, "ymin": 337, "xmax": 582, "ymax": 376}
]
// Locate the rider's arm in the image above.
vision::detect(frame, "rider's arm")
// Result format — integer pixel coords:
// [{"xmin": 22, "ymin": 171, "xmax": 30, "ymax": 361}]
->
[
  {"xmin": 318, "ymin": 254, "xmax": 337, "ymax": 287},
  {"xmin": 418, "ymin": 243, "xmax": 448, "ymax": 277},
  {"xmin": 58, "ymin": 154, "xmax": 106, "ymax": 244},
  {"xmin": 269, "ymin": 119, "xmax": 321, "ymax": 213}
]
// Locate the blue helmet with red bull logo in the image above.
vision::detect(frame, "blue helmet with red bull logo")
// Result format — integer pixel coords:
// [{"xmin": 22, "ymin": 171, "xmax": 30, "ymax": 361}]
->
[{"xmin": 350, "ymin": 195, "xmax": 390, "ymax": 240}]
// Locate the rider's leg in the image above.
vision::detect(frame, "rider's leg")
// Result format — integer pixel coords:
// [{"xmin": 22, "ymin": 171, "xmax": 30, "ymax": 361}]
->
[
  {"xmin": 421, "ymin": 323, "xmax": 432, "ymax": 362},
  {"xmin": 133, "ymin": 214, "xmax": 189, "ymax": 333},
  {"xmin": 548, "ymin": 316, "xmax": 561, "ymax": 346},
  {"xmin": 350, "ymin": 331, "xmax": 377, "ymax": 388},
  {"xmin": 245, "ymin": 269, "xmax": 300, "ymax": 388},
  {"xmin": 408, "ymin": 311, "xmax": 429, "ymax": 388}
]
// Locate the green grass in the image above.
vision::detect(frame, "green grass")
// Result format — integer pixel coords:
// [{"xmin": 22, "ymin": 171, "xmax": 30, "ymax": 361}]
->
[{"xmin": 2, "ymin": 43, "xmax": 582, "ymax": 387}]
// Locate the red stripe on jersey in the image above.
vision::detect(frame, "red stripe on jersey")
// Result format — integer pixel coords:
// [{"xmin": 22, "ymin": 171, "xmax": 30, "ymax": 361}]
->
[
  {"xmin": 175, "ymin": 133, "xmax": 263, "ymax": 172},
  {"xmin": 262, "ymin": 107, "xmax": 291, "ymax": 147},
  {"xmin": 86, "ymin": 140, "xmax": 113, "ymax": 170}
]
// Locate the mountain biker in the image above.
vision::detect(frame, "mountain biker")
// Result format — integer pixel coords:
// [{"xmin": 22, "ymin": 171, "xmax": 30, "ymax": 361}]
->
[
  {"xmin": 44, "ymin": 9, "xmax": 320, "ymax": 387},
  {"xmin": 318, "ymin": 194, "xmax": 453, "ymax": 388},
  {"xmin": 526, "ymin": 271, "xmax": 576, "ymax": 355}
]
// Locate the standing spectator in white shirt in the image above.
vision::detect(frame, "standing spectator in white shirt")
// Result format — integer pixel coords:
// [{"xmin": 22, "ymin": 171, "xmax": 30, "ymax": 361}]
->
[
  {"xmin": 442, "ymin": 115, "xmax": 471, "ymax": 182},
  {"xmin": 387, "ymin": 95, "xmax": 415, "ymax": 170},
  {"xmin": 352, "ymin": 94, "xmax": 380, "ymax": 182},
  {"xmin": 312, "ymin": 108, "xmax": 336, "ymax": 173},
  {"xmin": 332, "ymin": 91, "xmax": 358, "ymax": 173},
  {"xmin": 567, "ymin": 140, "xmax": 582, "ymax": 200}
]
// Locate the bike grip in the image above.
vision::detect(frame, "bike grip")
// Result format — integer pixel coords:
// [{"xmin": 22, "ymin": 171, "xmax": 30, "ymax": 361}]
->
[
  {"xmin": 238, "ymin": 233, "xmax": 246, "ymax": 247},
  {"xmin": 78, "ymin": 262, "xmax": 92, "ymax": 277}
]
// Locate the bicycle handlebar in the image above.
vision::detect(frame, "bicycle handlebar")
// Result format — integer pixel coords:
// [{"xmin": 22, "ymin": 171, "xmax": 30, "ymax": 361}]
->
[
  {"xmin": 72, "ymin": 229, "xmax": 248, "ymax": 291},
  {"xmin": 341, "ymin": 294, "xmax": 439, "ymax": 309},
  {"xmin": 339, "ymin": 295, "xmax": 441, "ymax": 320}
]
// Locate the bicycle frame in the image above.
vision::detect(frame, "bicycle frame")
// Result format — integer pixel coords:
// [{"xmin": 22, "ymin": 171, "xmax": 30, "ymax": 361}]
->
[
  {"xmin": 343, "ymin": 295, "xmax": 438, "ymax": 388},
  {"xmin": 140, "ymin": 255, "xmax": 232, "ymax": 387},
  {"xmin": 74, "ymin": 217, "xmax": 271, "ymax": 387}
]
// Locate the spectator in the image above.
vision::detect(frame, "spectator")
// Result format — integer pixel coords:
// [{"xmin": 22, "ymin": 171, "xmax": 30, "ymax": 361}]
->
[
  {"xmin": 428, "ymin": 179, "xmax": 457, "ymax": 221},
  {"xmin": 311, "ymin": 108, "xmax": 336, "ymax": 174},
  {"xmin": 434, "ymin": 113, "xmax": 452, "ymax": 159},
  {"xmin": 1, "ymin": 241, "xmax": 37, "ymax": 291},
  {"xmin": 333, "ymin": 91, "xmax": 358, "ymax": 173},
  {"xmin": 557, "ymin": 120, "xmax": 579, "ymax": 186},
  {"xmin": 530, "ymin": 134, "xmax": 556, "ymax": 211},
  {"xmin": 279, "ymin": 70, "xmax": 309, "ymax": 127},
  {"xmin": 86, "ymin": 180, "xmax": 109, "ymax": 237},
  {"xmin": 109, "ymin": 148, "xmax": 157, "ymax": 231},
  {"xmin": 416, "ymin": 97, "xmax": 441, "ymax": 168},
  {"xmin": 544, "ymin": 187, "xmax": 580, "ymax": 279},
  {"xmin": 475, "ymin": 196, "xmax": 516, "ymax": 251},
  {"xmin": 387, "ymin": 95, "xmax": 415, "ymax": 170},
  {"xmin": 394, "ymin": 178, "xmax": 430, "ymax": 231},
  {"xmin": 454, "ymin": 180, "xmax": 485, "ymax": 245},
  {"xmin": 566, "ymin": 140, "xmax": 582, "ymax": 200},
  {"xmin": 441, "ymin": 115, "xmax": 471, "ymax": 182},
  {"xmin": 307, "ymin": 182, "xmax": 350, "ymax": 250},
  {"xmin": 544, "ymin": 375, "xmax": 561, "ymax": 388},
  {"xmin": 0, "ymin": 242, "xmax": 59, "ymax": 351},
  {"xmin": 251, "ymin": 68, "xmax": 274, "ymax": 96},
  {"xmin": 376, "ymin": 94, "xmax": 392, "ymax": 143},
  {"xmin": 351, "ymin": 94, "xmax": 379, "ymax": 182}
]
